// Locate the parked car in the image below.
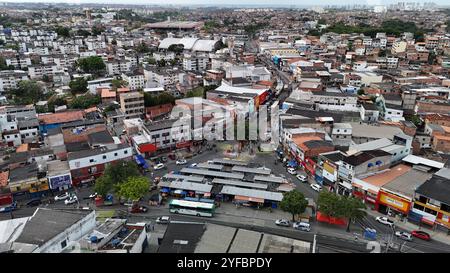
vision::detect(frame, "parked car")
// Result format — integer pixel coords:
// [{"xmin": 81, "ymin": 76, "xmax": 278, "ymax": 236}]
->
[
  {"xmin": 287, "ymin": 168, "xmax": 297, "ymax": 175},
  {"xmin": 411, "ymin": 230, "xmax": 431, "ymax": 241},
  {"xmin": 89, "ymin": 192, "xmax": 98, "ymax": 199},
  {"xmin": 190, "ymin": 163, "xmax": 198, "ymax": 168},
  {"xmin": 156, "ymin": 216, "xmax": 170, "ymax": 224},
  {"xmin": 64, "ymin": 195, "xmax": 78, "ymax": 205},
  {"xmin": 275, "ymin": 219, "xmax": 290, "ymax": 227},
  {"xmin": 154, "ymin": 163, "xmax": 165, "ymax": 170},
  {"xmin": 54, "ymin": 192, "xmax": 70, "ymax": 201},
  {"xmin": 296, "ymin": 174, "xmax": 307, "ymax": 182},
  {"xmin": 176, "ymin": 159, "xmax": 187, "ymax": 165},
  {"xmin": 375, "ymin": 216, "xmax": 395, "ymax": 228},
  {"xmin": 293, "ymin": 222, "xmax": 311, "ymax": 232},
  {"xmin": 310, "ymin": 183, "xmax": 322, "ymax": 192},
  {"xmin": 129, "ymin": 205, "xmax": 148, "ymax": 213},
  {"xmin": 160, "ymin": 156, "xmax": 167, "ymax": 163},
  {"xmin": 26, "ymin": 198, "xmax": 42, "ymax": 207},
  {"xmin": 395, "ymin": 231, "xmax": 413, "ymax": 241}
]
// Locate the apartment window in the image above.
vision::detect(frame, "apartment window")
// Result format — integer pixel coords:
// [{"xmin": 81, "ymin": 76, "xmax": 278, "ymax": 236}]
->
[
  {"xmin": 124, "ymin": 150, "xmax": 128, "ymax": 154},
  {"xmin": 89, "ymin": 159, "xmax": 95, "ymax": 163},
  {"xmin": 114, "ymin": 153, "xmax": 118, "ymax": 156},
  {"xmin": 60, "ymin": 240, "xmax": 67, "ymax": 249},
  {"xmin": 103, "ymin": 155, "xmax": 107, "ymax": 160}
]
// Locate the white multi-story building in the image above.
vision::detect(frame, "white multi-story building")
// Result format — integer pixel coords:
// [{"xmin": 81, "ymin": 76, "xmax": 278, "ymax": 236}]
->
[
  {"xmin": 0, "ymin": 70, "xmax": 29, "ymax": 93},
  {"xmin": 106, "ymin": 59, "xmax": 132, "ymax": 76},
  {"xmin": 183, "ymin": 53, "xmax": 209, "ymax": 71},
  {"xmin": 122, "ymin": 72, "xmax": 145, "ymax": 91}
]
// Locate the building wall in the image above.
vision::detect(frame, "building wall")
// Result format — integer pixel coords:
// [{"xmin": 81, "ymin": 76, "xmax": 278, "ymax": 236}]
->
[{"xmin": 37, "ymin": 210, "xmax": 96, "ymax": 253}]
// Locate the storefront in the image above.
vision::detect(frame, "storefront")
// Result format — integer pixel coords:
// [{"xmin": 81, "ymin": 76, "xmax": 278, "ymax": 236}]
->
[{"xmin": 377, "ymin": 190, "xmax": 411, "ymax": 217}]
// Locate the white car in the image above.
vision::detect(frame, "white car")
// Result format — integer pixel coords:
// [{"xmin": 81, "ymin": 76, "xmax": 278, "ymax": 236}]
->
[
  {"xmin": 89, "ymin": 192, "xmax": 98, "ymax": 199},
  {"xmin": 287, "ymin": 168, "xmax": 297, "ymax": 175},
  {"xmin": 190, "ymin": 163, "xmax": 198, "ymax": 168},
  {"xmin": 310, "ymin": 183, "xmax": 322, "ymax": 192},
  {"xmin": 156, "ymin": 216, "xmax": 170, "ymax": 224},
  {"xmin": 275, "ymin": 219, "xmax": 290, "ymax": 227},
  {"xmin": 154, "ymin": 163, "xmax": 165, "ymax": 170},
  {"xmin": 293, "ymin": 222, "xmax": 311, "ymax": 232},
  {"xmin": 54, "ymin": 192, "xmax": 70, "ymax": 201},
  {"xmin": 296, "ymin": 174, "xmax": 307, "ymax": 182},
  {"xmin": 395, "ymin": 231, "xmax": 413, "ymax": 241},
  {"xmin": 376, "ymin": 216, "xmax": 395, "ymax": 228},
  {"xmin": 176, "ymin": 159, "xmax": 187, "ymax": 165},
  {"xmin": 64, "ymin": 195, "xmax": 78, "ymax": 205}
]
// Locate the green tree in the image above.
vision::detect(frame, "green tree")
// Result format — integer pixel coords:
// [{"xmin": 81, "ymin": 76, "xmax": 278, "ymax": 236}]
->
[
  {"xmin": 317, "ymin": 191, "xmax": 342, "ymax": 218},
  {"xmin": 147, "ymin": 57, "xmax": 157, "ymax": 65},
  {"xmin": 75, "ymin": 56, "xmax": 106, "ymax": 75},
  {"xmin": 69, "ymin": 94, "xmax": 101, "ymax": 109},
  {"xmin": 136, "ymin": 42, "xmax": 151, "ymax": 53},
  {"xmin": 94, "ymin": 160, "xmax": 141, "ymax": 196},
  {"xmin": 279, "ymin": 190, "xmax": 308, "ymax": 221},
  {"xmin": 357, "ymin": 89, "xmax": 365, "ymax": 95},
  {"xmin": 186, "ymin": 86, "xmax": 204, "ymax": 98},
  {"xmin": 117, "ymin": 176, "xmax": 150, "ymax": 201},
  {"xmin": 77, "ymin": 29, "xmax": 91, "ymax": 37},
  {"xmin": 167, "ymin": 44, "xmax": 184, "ymax": 54},
  {"xmin": 340, "ymin": 196, "xmax": 366, "ymax": 232},
  {"xmin": 10, "ymin": 80, "xmax": 44, "ymax": 105},
  {"xmin": 157, "ymin": 59, "xmax": 166, "ymax": 67},
  {"xmin": 144, "ymin": 92, "xmax": 175, "ymax": 107},
  {"xmin": 69, "ymin": 77, "xmax": 88, "ymax": 94},
  {"xmin": 92, "ymin": 25, "xmax": 106, "ymax": 35},
  {"xmin": 111, "ymin": 78, "xmax": 127, "ymax": 90},
  {"xmin": 55, "ymin": 26, "xmax": 70, "ymax": 38}
]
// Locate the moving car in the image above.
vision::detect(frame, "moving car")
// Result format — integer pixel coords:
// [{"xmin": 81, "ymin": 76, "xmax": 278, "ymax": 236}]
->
[
  {"xmin": 176, "ymin": 159, "xmax": 187, "ymax": 165},
  {"xmin": 375, "ymin": 216, "xmax": 395, "ymax": 228},
  {"xmin": 310, "ymin": 183, "xmax": 322, "ymax": 192},
  {"xmin": 395, "ymin": 231, "xmax": 413, "ymax": 241},
  {"xmin": 154, "ymin": 163, "xmax": 165, "ymax": 170},
  {"xmin": 411, "ymin": 230, "xmax": 431, "ymax": 241},
  {"xmin": 26, "ymin": 198, "xmax": 41, "ymax": 207},
  {"xmin": 156, "ymin": 216, "xmax": 170, "ymax": 224},
  {"xmin": 64, "ymin": 195, "xmax": 78, "ymax": 205},
  {"xmin": 287, "ymin": 168, "xmax": 297, "ymax": 175},
  {"xmin": 293, "ymin": 222, "xmax": 311, "ymax": 232},
  {"xmin": 54, "ymin": 192, "xmax": 70, "ymax": 201},
  {"xmin": 296, "ymin": 174, "xmax": 307, "ymax": 182},
  {"xmin": 275, "ymin": 219, "xmax": 290, "ymax": 227},
  {"xmin": 129, "ymin": 205, "xmax": 148, "ymax": 213}
]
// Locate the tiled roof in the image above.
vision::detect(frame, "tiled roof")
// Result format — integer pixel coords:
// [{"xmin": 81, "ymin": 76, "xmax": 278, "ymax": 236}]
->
[{"xmin": 38, "ymin": 111, "xmax": 84, "ymax": 125}]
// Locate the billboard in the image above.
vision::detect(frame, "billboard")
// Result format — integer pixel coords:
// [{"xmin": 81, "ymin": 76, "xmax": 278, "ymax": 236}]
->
[
  {"xmin": 378, "ymin": 191, "xmax": 410, "ymax": 214},
  {"xmin": 48, "ymin": 174, "xmax": 72, "ymax": 190},
  {"xmin": 322, "ymin": 162, "xmax": 337, "ymax": 182}
]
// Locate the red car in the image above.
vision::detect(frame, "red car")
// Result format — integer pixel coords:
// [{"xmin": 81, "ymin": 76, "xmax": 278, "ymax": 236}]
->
[
  {"xmin": 129, "ymin": 205, "xmax": 148, "ymax": 213},
  {"xmin": 411, "ymin": 230, "xmax": 431, "ymax": 241}
]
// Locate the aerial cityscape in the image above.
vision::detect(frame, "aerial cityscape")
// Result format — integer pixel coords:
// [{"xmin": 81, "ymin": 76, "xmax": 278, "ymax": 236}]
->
[{"xmin": 0, "ymin": 1, "xmax": 450, "ymax": 258}]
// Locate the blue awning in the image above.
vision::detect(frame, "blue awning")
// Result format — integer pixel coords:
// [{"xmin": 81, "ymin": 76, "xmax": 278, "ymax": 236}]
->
[
  {"xmin": 135, "ymin": 155, "xmax": 149, "ymax": 169},
  {"xmin": 160, "ymin": 188, "xmax": 170, "ymax": 193},
  {"xmin": 288, "ymin": 159, "xmax": 298, "ymax": 167}
]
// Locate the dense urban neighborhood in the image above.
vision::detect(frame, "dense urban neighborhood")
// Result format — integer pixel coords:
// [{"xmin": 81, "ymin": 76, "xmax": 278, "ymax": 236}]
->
[{"xmin": 1, "ymin": 1, "xmax": 450, "ymax": 255}]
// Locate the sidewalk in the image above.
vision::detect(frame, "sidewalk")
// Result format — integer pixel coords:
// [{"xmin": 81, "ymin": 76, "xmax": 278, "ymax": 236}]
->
[{"xmin": 364, "ymin": 209, "xmax": 450, "ymax": 246}]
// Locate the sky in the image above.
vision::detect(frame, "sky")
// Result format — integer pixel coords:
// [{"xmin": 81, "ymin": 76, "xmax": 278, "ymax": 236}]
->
[{"xmin": 2, "ymin": 0, "xmax": 450, "ymax": 6}]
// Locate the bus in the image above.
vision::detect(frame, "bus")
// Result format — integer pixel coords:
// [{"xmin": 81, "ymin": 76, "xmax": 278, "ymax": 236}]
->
[{"xmin": 169, "ymin": 199, "xmax": 215, "ymax": 217}]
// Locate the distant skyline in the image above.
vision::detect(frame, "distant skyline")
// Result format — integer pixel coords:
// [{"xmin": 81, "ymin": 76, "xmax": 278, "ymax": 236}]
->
[{"xmin": 1, "ymin": 0, "xmax": 450, "ymax": 7}]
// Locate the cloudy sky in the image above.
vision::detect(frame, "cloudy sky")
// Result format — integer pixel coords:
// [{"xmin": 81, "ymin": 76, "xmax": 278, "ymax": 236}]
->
[{"xmin": 2, "ymin": 0, "xmax": 450, "ymax": 6}]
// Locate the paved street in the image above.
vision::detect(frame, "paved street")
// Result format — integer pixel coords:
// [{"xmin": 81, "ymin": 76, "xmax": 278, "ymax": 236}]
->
[{"xmin": 3, "ymin": 146, "xmax": 450, "ymax": 253}]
